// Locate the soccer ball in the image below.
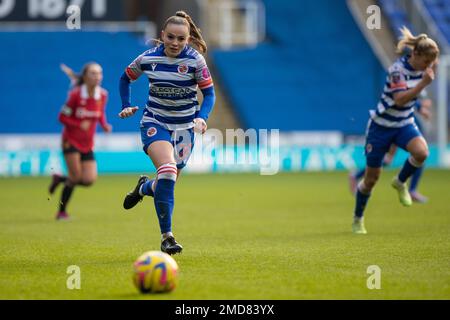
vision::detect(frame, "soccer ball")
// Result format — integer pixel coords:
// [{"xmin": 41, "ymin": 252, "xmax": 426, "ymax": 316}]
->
[{"xmin": 133, "ymin": 250, "xmax": 179, "ymax": 293}]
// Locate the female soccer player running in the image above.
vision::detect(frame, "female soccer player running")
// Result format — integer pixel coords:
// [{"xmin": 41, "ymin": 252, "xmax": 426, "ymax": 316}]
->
[
  {"xmin": 49, "ymin": 63, "xmax": 112, "ymax": 220},
  {"xmin": 118, "ymin": 11, "xmax": 215, "ymax": 254},
  {"xmin": 352, "ymin": 27, "xmax": 439, "ymax": 234},
  {"xmin": 349, "ymin": 97, "xmax": 433, "ymax": 203}
]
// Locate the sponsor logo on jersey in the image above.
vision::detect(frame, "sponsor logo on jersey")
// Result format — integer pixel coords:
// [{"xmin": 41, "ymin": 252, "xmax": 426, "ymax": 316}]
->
[
  {"xmin": 76, "ymin": 108, "xmax": 101, "ymax": 118},
  {"xmin": 150, "ymin": 86, "xmax": 193, "ymax": 99}
]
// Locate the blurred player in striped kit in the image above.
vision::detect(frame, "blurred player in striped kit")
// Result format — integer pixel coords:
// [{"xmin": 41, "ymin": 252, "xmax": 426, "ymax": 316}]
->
[
  {"xmin": 49, "ymin": 63, "xmax": 112, "ymax": 220},
  {"xmin": 119, "ymin": 11, "xmax": 215, "ymax": 254},
  {"xmin": 349, "ymin": 96, "xmax": 433, "ymax": 203},
  {"xmin": 352, "ymin": 27, "xmax": 439, "ymax": 234}
]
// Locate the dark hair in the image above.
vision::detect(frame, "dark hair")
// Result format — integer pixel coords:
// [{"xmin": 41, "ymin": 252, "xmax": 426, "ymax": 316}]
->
[{"xmin": 161, "ymin": 10, "xmax": 207, "ymax": 53}]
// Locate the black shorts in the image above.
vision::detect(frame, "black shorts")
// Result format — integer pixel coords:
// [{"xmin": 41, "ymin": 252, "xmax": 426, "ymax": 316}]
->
[{"xmin": 62, "ymin": 142, "xmax": 95, "ymax": 161}]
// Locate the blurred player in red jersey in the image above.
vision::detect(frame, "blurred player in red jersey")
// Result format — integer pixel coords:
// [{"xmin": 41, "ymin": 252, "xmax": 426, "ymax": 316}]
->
[{"xmin": 49, "ymin": 62, "xmax": 112, "ymax": 220}]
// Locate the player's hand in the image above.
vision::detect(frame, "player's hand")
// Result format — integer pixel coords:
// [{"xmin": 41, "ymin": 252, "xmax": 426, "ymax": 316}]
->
[
  {"xmin": 80, "ymin": 120, "xmax": 91, "ymax": 131},
  {"xmin": 193, "ymin": 118, "xmax": 207, "ymax": 134},
  {"xmin": 422, "ymin": 66, "xmax": 435, "ymax": 86},
  {"xmin": 432, "ymin": 58, "xmax": 439, "ymax": 73},
  {"xmin": 103, "ymin": 123, "xmax": 113, "ymax": 133},
  {"xmin": 119, "ymin": 106, "xmax": 139, "ymax": 119}
]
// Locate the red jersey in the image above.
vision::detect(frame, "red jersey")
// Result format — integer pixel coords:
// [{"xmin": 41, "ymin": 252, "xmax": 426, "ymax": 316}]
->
[{"xmin": 59, "ymin": 84, "xmax": 108, "ymax": 153}]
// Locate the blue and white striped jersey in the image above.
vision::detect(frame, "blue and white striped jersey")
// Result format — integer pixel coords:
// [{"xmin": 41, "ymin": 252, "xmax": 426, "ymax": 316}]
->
[
  {"xmin": 370, "ymin": 55, "xmax": 424, "ymax": 128},
  {"xmin": 125, "ymin": 44, "xmax": 213, "ymax": 131}
]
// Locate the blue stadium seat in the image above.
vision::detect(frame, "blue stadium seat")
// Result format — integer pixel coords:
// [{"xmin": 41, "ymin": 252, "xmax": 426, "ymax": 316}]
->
[
  {"xmin": 423, "ymin": 0, "xmax": 450, "ymax": 43},
  {"xmin": 212, "ymin": 0, "xmax": 384, "ymax": 134},
  {"xmin": 378, "ymin": 0, "xmax": 415, "ymax": 37},
  {"xmin": 0, "ymin": 31, "xmax": 150, "ymax": 133}
]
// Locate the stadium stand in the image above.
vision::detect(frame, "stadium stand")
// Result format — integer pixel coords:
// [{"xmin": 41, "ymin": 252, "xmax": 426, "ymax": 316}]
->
[
  {"xmin": 0, "ymin": 31, "xmax": 150, "ymax": 133},
  {"xmin": 423, "ymin": 0, "xmax": 450, "ymax": 43},
  {"xmin": 378, "ymin": 0, "xmax": 414, "ymax": 37},
  {"xmin": 211, "ymin": 0, "xmax": 385, "ymax": 135}
]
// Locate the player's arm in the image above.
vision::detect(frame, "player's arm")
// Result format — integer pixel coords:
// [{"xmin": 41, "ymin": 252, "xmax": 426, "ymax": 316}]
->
[
  {"xmin": 60, "ymin": 63, "xmax": 79, "ymax": 86},
  {"xmin": 194, "ymin": 86, "xmax": 215, "ymax": 134},
  {"xmin": 393, "ymin": 63, "xmax": 436, "ymax": 107},
  {"xmin": 58, "ymin": 91, "xmax": 80, "ymax": 128},
  {"xmin": 193, "ymin": 57, "xmax": 216, "ymax": 134},
  {"xmin": 99, "ymin": 93, "xmax": 113, "ymax": 132},
  {"xmin": 118, "ymin": 55, "xmax": 144, "ymax": 119}
]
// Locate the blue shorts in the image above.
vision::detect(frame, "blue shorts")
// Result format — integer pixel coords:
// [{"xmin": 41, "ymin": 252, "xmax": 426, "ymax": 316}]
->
[
  {"xmin": 140, "ymin": 122, "xmax": 195, "ymax": 170},
  {"xmin": 365, "ymin": 120, "xmax": 422, "ymax": 168}
]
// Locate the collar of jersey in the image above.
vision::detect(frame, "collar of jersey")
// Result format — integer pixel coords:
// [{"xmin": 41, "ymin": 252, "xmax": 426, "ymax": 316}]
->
[{"xmin": 80, "ymin": 84, "xmax": 101, "ymax": 100}]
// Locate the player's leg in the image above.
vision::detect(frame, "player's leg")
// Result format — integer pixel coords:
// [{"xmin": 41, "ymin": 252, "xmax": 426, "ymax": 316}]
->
[
  {"xmin": 48, "ymin": 173, "xmax": 67, "ymax": 195},
  {"xmin": 349, "ymin": 168, "xmax": 365, "ymax": 195},
  {"xmin": 409, "ymin": 165, "xmax": 428, "ymax": 203},
  {"xmin": 147, "ymin": 140, "xmax": 182, "ymax": 254},
  {"xmin": 392, "ymin": 124, "xmax": 428, "ymax": 206},
  {"xmin": 408, "ymin": 116, "xmax": 428, "ymax": 203},
  {"xmin": 79, "ymin": 154, "xmax": 97, "ymax": 187},
  {"xmin": 123, "ymin": 124, "xmax": 170, "ymax": 208},
  {"xmin": 137, "ymin": 127, "xmax": 194, "ymax": 199},
  {"xmin": 383, "ymin": 144, "xmax": 397, "ymax": 166},
  {"xmin": 57, "ymin": 150, "xmax": 82, "ymax": 220},
  {"xmin": 352, "ymin": 120, "xmax": 391, "ymax": 234},
  {"xmin": 137, "ymin": 169, "xmax": 182, "ymax": 198},
  {"xmin": 349, "ymin": 144, "xmax": 396, "ymax": 195},
  {"xmin": 353, "ymin": 166, "xmax": 382, "ymax": 234},
  {"xmin": 48, "ymin": 141, "xmax": 72, "ymax": 194},
  {"xmin": 152, "ymin": 128, "xmax": 194, "ymax": 254}
]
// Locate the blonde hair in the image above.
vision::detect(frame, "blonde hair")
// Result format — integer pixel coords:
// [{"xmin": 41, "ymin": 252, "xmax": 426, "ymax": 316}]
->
[
  {"xmin": 161, "ymin": 11, "xmax": 207, "ymax": 53},
  {"xmin": 396, "ymin": 26, "xmax": 439, "ymax": 59}
]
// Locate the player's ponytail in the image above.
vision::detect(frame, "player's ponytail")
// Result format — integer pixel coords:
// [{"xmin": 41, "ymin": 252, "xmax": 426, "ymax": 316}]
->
[
  {"xmin": 175, "ymin": 11, "xmax": 207, "ymax": 54},
  {"xmin": 160, "ymin": 11, "xmax": 207, "ymax": 54},
  {"xmin": 396, "ymin": 26, "xmax": 439, "ymax": 59}
]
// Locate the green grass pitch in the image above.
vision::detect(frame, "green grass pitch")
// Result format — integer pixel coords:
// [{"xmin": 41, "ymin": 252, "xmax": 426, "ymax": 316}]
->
[{"xmin": 1, "ymin": 170, "xmax": 449, "ymax": 299}]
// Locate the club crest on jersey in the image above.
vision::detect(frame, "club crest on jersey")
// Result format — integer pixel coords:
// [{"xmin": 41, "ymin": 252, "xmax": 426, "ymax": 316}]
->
[
  {"xmin": 178, "ymin": 64, "xmax": 188, "ymax": 74},
  {"xmin": 147, "ymin": 127, "xmax": 157, "ymax": 137},
  {"xmin": 391, "ymin": 71, "xmax": 402, "ymax": 84},
  {"xmin": 151, "ymin": 63, "xmax": 157, "ymax": 71}
]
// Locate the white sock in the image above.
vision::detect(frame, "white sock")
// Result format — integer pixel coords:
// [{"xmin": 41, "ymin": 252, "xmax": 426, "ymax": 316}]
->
[{"xmin": 162, "ymin": 232, "xmax": 173, "ymax": 241}]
